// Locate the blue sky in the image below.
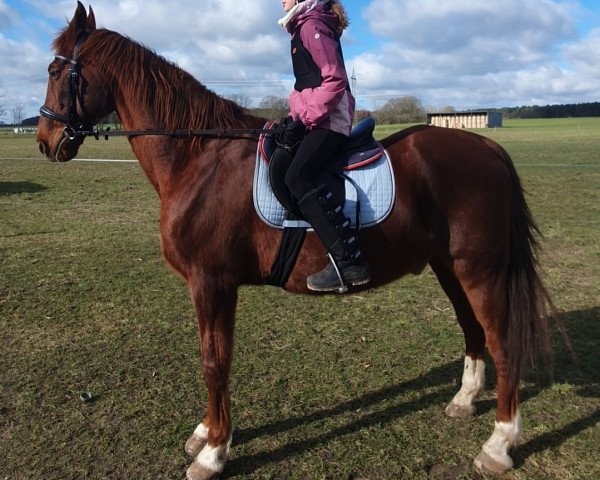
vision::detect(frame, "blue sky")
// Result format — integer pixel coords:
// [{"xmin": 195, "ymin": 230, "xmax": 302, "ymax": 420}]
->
[{"xmin": 1, "ymin": 0, "xmax": 599, "ymax": 119}]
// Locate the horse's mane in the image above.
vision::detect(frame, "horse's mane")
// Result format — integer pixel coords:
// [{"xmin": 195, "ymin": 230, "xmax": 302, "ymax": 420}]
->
[{"xmin": 55, "ymin": 28, "xmax": 257, "ymax": 134}]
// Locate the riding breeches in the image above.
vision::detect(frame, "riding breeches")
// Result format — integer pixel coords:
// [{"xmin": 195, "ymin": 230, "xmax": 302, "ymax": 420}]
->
[{"xmin": 284, "ymin": 128, "xmax": 347, "ymax": 201}]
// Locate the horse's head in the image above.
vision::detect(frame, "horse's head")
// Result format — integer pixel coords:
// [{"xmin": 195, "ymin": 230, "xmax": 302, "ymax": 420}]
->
[{"xmin": 37, "ymin": 2, "xmax": 113, "ymax": 162}]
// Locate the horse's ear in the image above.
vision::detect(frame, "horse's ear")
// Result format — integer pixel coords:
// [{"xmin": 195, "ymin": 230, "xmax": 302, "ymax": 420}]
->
[
  {"xmin": 87, "ymin": 5, "xmax": 97, "ymax": 31},
  {"xmin": 71, "ymin": 2, "xmax": 88, "ymax": 32},
  {"xmin": 52, "ymin": 1, "xmax": 87, "ymax": 52}
]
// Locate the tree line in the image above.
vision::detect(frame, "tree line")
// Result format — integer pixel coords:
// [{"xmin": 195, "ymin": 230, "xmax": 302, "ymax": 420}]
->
[
  {"xmin": 487, "ymin": 102, "xmax": 600, "ymax": 119},
  {"xmin": 241, "ymin": 97, "xmax": 600, "ymax": 124},
  {"xmin": 7, "ymin": 96, "xmax": 600, "ymax": 129},
  {"xmin": 242, "ymin": 94, "xmax": 430, "ymax": 125}
]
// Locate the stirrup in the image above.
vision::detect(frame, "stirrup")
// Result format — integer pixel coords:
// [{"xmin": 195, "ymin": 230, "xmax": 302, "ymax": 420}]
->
[{"xmin": 327, "ymin": 253, "xmax": 348, "ymax": 294}]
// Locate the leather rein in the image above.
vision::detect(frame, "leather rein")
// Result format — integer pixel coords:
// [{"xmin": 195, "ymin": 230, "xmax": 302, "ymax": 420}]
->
[{"xmin": 39, "ymin": 33, "xmax": 285, "ymax": 142}]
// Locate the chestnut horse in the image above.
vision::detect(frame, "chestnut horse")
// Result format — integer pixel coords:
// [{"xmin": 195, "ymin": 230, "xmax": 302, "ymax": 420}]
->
[{"xmin": 37, "ymin": 4, "xmax": 551, "ymax": 479}]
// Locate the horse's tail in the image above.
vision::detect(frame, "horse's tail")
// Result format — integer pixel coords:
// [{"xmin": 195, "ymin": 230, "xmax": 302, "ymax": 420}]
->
[{"xmin": 486, "ymin": 139, "xmax": 553, "ymax": 389}]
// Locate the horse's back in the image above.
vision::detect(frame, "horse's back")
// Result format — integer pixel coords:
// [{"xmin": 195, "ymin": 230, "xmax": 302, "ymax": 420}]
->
[
  {"xmin": 382, "ymin": 124, "xmax": 509, "ymax": 176},
  {"xmin": 381, "ymin": 125, "xmax": 515, "ymax": 266},
  {"xmin": 383, "ymin": 124, "xmax": 513, "ymax": 202}
]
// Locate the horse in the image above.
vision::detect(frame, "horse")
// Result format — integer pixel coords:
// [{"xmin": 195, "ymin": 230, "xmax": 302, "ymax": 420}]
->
[{"xmin": 37, "ymin": 3, "xmax": 552, "ymax": 479}]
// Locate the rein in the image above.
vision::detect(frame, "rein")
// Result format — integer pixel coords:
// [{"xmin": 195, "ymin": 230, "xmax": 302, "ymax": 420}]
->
[
  {"xmin": 40, "ymin": 34, "xmax": 285, "ymax": 142},
  {"xmin": 46, "ymin": 123, "xmax": 284, "ymax": 141}
]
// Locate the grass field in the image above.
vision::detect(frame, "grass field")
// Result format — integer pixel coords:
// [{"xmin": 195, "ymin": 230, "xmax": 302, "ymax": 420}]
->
[{"xmin": 1, "ymin": 118, "xmax": 599, "ymax": 479}]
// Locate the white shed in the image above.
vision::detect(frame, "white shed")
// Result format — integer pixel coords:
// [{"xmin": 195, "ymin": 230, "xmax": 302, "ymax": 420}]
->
[{"xmin": 427, "ymin": 111, "xmax": 503, "ymax": 129}]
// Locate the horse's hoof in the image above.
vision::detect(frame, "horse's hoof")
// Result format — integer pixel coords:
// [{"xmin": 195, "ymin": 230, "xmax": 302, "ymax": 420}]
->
[
  {"xmin": 186, "ymin": 461, "xmax": 219, "ymax": 480},
  {"xmin": 185, "ymin": 434, "xmax": 207, "ymax": 458},
  {"xmin": 474, "ymin": 450, "xmax": 513, "ymax": 474},
  {"xmin": 445, "ymin": 402, "xmax": 476, "ymax": 418}
]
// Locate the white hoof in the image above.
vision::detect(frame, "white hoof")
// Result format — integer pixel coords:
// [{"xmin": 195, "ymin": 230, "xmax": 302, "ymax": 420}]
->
[
  {"xmin": 186, "ymin": 460, "xmax": 220, "ymax": 480},
  {"xmin": 185, "ymin": 423, "xmax": 210, "ymax": 458},
  {"xmin": 474, "ymin": 449, "xmax": 513, "ymax": 474},
  {"xmin": 445, "ymin": 401, "xmax": 476, "ymax": 418},
  {"xmin": 185, "ymin": 434, "xmax": 207, "ymax": 458},
  {"xmin": 475, "ymin": 411, "xmax": 521, "ymax": 475}
]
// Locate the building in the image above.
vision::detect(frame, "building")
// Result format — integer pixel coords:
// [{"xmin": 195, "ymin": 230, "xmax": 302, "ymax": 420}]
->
[{"xmin": 427, "ymin": 111, "xmax": 503, "ymax": 129}]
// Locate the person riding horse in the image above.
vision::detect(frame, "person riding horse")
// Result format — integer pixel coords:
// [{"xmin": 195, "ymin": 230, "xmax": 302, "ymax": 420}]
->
[{"xmin": 276, "ymin": 0, "xmax": 370, "ymax": 292}]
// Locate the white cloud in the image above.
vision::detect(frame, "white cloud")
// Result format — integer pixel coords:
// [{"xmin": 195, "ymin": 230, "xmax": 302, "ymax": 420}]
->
[
  {"xmin": 1, "ymin": 0, "xmax": 296, "ymax": 117},
  {"xmin": 0, "ymin": 33, "xmax": 50, "ymax": 121},
  {"xmin": 1, "ymin": 0, "xmax": 598, "ymax": 120},
  {"xmin": 364, "ymin": 0, "xmax": 577, "ymax": 49},
  {"xmin": 563, "ymin": 27, "xmax": 600, "ymax": 76},
  {"xmin": 350, "ymin": 0, "xmax": 597, "ymax": 108},
  {"xmin": 0, "ymin": 0, "xmax": 18, "ymax": 29}
]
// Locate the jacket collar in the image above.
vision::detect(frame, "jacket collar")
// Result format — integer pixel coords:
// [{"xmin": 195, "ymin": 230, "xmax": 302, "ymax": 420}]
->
[{"xmin": 277, "ymin": 0, "xmax": 320, "ymax": 31}]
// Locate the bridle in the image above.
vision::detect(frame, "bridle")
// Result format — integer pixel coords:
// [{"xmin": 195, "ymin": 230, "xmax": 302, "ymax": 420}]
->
[
  {"xmin": 39, "ymin": 30, "xmax": 96, "ymax": 141},
  {"xmin": 39, "ymin": 33, "xmax": 285, "ymax": 142},
  {"xmin": 39, "ymin": 53, "xmax": 93, "ymax": 141}
]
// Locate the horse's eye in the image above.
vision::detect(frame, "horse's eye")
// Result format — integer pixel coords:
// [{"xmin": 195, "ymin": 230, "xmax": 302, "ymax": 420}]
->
[{"xmin": 49, "ymin": 69, "xmax": 60, "ymax": 79}]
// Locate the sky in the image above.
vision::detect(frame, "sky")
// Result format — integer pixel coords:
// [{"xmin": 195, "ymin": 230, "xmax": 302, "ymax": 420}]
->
[{"xmin": 1, "ymin": 0, "xmax": 599, "ymax": 120}]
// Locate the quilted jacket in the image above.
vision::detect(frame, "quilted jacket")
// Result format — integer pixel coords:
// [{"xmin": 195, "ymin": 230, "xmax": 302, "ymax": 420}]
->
[{"xmin": 282, "ymin": 0, "xmax": 355, "ymax": 136}]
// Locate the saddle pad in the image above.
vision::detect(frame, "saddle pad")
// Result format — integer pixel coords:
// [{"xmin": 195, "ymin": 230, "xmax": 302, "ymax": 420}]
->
[{"xmin": 253, "ymin": 146, "xmax": 396, "ymax": 230}]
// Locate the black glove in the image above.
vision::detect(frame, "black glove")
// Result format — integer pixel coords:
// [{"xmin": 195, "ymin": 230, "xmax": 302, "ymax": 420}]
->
[{"xmin": 276, "ymin": 117, "xmax": 306, "ymax": 152}]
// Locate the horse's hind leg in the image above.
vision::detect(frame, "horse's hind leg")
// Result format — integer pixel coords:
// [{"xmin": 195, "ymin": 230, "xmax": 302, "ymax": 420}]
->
[
  {"xmin": 430, "ymin": 257, "xmax": 486, "ymax": 417},
  {"xmin": 473, "ymin": 331, "xmax": 521, "ymax": 474},
  {"xmin": 453, "ymin": 264, "xmax": 520, "ymax": 474},
  {"xmin": 185, "ymin": 283, "xmax": 237, "ymax": 480}
]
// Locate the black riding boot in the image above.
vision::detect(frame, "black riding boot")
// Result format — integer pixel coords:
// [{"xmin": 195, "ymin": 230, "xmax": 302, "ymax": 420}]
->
[{"xmin": 297, "ymin": 185, "xmax": 370, "ymax": 292}]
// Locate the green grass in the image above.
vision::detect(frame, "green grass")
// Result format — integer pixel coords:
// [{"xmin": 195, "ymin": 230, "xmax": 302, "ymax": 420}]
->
[{"xmin": 1, "ymin": 118, "xmax": 599, "ymax": 479}]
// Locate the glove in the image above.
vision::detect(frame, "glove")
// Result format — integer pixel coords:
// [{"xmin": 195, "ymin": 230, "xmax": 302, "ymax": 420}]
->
[
  {"xmin": 286, "ymin": 119, "xmax": 305, "ymax": 131},
  {"xmin": 276, "ymin": 117, "xmax": 306, "ymax": 152}
]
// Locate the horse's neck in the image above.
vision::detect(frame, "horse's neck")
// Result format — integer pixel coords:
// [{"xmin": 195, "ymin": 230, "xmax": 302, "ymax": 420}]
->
[
  {"xmin": 116, "ymin": 110, "xmax": 174, "ymax": 196},
  {"xmin": 110, "ymin": 80, "xmax": 192, "ymax": 196},
  {"xmin": 107, "ymin": 63, "xmax": 261, "ymax": 199},
  {"xmin": 113, "ymin": 91, "xmax": 256, "ymax": 204}
]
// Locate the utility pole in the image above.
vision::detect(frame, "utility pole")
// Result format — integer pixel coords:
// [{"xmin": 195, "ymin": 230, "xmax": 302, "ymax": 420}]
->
[{"xmin": 351, "ymin": 69, "xmax": 357, "ymax": 123}]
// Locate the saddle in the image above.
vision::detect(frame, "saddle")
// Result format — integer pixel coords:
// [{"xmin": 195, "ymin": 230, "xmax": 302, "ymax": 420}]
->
[
  {"xmin": 260, "ymin": 117, "xmax": 384, "ymax": 173},
  {"xmin": 253, "ymin": 117, "xmax": 395, "ymax": 288},
  {"xmin": 254, "ymin": 117, "xmax": 395, "ymax": 230}
]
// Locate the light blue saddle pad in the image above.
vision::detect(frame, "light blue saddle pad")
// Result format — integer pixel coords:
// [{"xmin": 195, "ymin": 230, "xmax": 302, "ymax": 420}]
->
[{"xmin": 253, "ymin": 145, "xmax": 396, "ymax": 230}]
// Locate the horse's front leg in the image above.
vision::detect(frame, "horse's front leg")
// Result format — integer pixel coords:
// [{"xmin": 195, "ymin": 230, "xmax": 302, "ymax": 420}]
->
[{"xmin": 185, "ymin": 283, "xmax": 237, "ymax": 480}]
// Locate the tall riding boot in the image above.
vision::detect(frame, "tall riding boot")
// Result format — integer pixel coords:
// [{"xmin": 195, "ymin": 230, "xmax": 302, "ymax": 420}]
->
[{"xmin": 297, "ymin": 185, "xmax": 370, "ymax": 292}]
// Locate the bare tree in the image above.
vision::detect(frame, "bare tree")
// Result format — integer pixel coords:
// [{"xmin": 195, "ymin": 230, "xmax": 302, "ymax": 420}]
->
[
  {"xmin": 99, "ymin": 111, "xmax": 121, "ymax": 128},
  {"xmin": 12, "ymin": 102, "xmax": 25, "ymax": 126},
  {"xmin": 440, "ymin": 105, "xmax": 456, "ymax": 113},
  {"xmin": 256, "ymin": 95, "xmax": 289, "ymax": 121},
  {"xmin": 224, "ymin": 93, "xmax": 253, "ymax": 110},
  {"xmin": 355, "ymin": 109, "xmax": 372, "ymax": 123},
  {"xmin": 0, "ymin": 91, "xmax": 6, "ymax": 121},
  {"xmin": 375, "ymin": 96, "xmax": 426, "ymax": 124}
]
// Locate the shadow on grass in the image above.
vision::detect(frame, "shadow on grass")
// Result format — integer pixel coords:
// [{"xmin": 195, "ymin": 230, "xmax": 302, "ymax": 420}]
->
[
  {"xmin": 553, "ymin": 307, "xmax": 600, "ymax": 390},
  {"xmin": 0, "ymin": 181, "xmax": 47, "ymax": 195},
  {"xmin": 227, "ymin": 359, "xmax": 464, "ymax": 477},
  {"xmin": 515, "ymin": 407, "xmax": 600, "ymax": 468},
  {"xmin": 514, "ymin": 306, "xmax": 600, "ymax": 466},
  {"xmin": 225, "ymin": 307, "xmax": 599, "ymax": 477}
]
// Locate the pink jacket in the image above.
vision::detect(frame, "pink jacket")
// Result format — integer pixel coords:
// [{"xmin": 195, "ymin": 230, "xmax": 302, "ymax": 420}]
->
[{"xmin": 285, "ymin": 1, "xmax": 355, "ymax": 136}]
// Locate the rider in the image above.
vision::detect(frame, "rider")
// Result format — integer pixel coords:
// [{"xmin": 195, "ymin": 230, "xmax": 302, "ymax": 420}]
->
[{"xmin": 278, "ymin": 0, "xmax": 370, "ymax": 292}]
